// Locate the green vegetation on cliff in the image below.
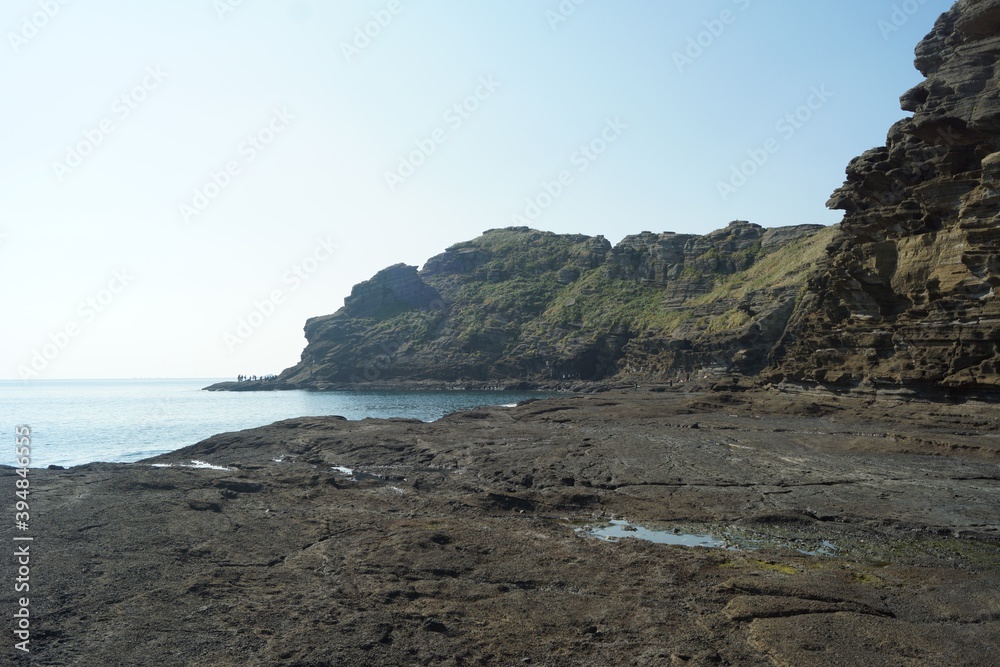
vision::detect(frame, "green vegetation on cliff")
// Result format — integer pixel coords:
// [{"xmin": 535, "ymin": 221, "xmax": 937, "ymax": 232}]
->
[{"xmin": 276, "ymin": 222, "xmax": 834, "ymax": 387}]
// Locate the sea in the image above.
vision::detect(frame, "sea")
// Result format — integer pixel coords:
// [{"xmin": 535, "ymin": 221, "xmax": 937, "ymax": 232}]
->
[{"xmin": 1, "ymin": 379, "xmax": 554, "ymax": 468}]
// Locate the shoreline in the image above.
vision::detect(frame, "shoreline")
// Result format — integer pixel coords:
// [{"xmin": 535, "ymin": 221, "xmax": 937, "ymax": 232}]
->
[
  {"xmin": 203, "ymin": 377, "xmax": 613, "ymax": 393},
  {"xmin": 204, "ymin": 374, "xmax": 1000, "ymax": 405}
]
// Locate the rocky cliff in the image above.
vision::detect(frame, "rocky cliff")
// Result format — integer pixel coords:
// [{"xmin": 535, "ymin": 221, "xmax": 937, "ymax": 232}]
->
[
  {"xmin": 259, "ymin": 222, "xmax": 832, "ymax": 389},
  {"xmin": 216, "ymin": 0, "xmax": 1000, "ymax": 395},
  {"xmin": 772, "ymin": 0, "xmax": 1000, "ymax": 392}
]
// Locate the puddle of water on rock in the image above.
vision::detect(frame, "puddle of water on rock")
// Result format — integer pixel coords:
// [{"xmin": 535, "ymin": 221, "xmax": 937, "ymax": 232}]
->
[
  {"xmin": 576, "ymin": 520, "xmax": 839, "ymax": 556},
  {"xmin": 726, "ymin": 531, "xmax": 838, "ymax": 557},
  {"xmin": 799, "ymin": 539, "xmax": 837, "ymax": 556},
  {"xmin": 577, "ymin": 520, "xmax": 726, "ymax": 548},
  {"xmin": 353, "ymin": 471, "xmax": 389, "ymax": 482},
  {"xmin": 332, "ymin": 463, "xmax": 459, "ymax": 482},
  {"xmin": 331, "ymin": 465, "xmax": 405, "ymax": 483}
]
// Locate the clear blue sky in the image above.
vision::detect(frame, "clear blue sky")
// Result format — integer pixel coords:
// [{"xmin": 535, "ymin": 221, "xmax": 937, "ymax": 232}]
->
[{"xmin": 1, "ymin": 0, "xmax": 954, "ymax": 380}]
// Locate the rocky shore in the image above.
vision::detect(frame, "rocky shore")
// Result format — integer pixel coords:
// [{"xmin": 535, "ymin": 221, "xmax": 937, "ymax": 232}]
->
[
  {"xmin": 206, "ymin": 377, "xmax": 634, "ymax": 394},
  {"xmin": 206, "ymin": 378, "xmax": 571, "ymax": 393},
  {"xmin": 5, "ymin": 385, "xmax": 999, "ymax": 665},
  {"xmin": 10, "ymin": 2, "xmax": 1000, "ymax": 665}
]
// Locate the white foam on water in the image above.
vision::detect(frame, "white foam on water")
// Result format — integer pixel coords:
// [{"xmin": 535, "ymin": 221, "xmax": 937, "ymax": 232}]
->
[
  {"xmin": 148, "ymin": 460, "xmax": 232, "ymax": 471},
  {"xmin": 188, "ymin": 460, "xmax": 233, "ymax": 471}
]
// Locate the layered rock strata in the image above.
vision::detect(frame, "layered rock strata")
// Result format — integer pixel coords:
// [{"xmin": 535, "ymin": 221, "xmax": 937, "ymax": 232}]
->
[{"xmin": 774, "ymin": 0, "xmax": 1000, "ymax": 391}]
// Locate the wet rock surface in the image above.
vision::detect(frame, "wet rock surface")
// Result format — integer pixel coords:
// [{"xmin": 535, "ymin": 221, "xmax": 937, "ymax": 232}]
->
[{"xmin": 6, "ymin": 387, "xmax": 999, "ymax": 666}]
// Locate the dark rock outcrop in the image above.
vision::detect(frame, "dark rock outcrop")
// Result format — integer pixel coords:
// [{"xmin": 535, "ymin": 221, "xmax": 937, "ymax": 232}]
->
[
  {"xmin": 342, "ymin": 263, "xmax": 441, "ymax": 318},
  {"xmin": 246, "ymin": 222, "xmax": 831, "ymax": 390},
  {"xmin": 773, "ymin": 0, "xmax": 1000, "ymax": 392}
]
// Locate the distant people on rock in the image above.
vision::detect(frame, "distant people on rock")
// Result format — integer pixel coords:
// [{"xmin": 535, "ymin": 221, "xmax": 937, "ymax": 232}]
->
[{"xmin": 236, "ymin": 374, "xmax": 278, "ymax": 383}]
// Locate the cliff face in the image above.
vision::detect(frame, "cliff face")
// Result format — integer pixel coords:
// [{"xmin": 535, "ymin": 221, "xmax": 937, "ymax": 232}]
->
[
  {"xmin": 275, "ymin": 222, "xmax": 831, "ymax": 388},
  {"xmin": 773, "ymin": 0, "xmax": 1000, "ymax": 391},
  {"xmin": 243, "ymin": 1, "xmax": 1000, "ymax": 394}
]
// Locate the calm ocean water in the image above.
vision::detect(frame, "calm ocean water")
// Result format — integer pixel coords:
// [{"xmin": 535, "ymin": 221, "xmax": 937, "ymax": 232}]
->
[{"xmin": 1, "ymin": 379, "xmax": 554, "ymax": 468}]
